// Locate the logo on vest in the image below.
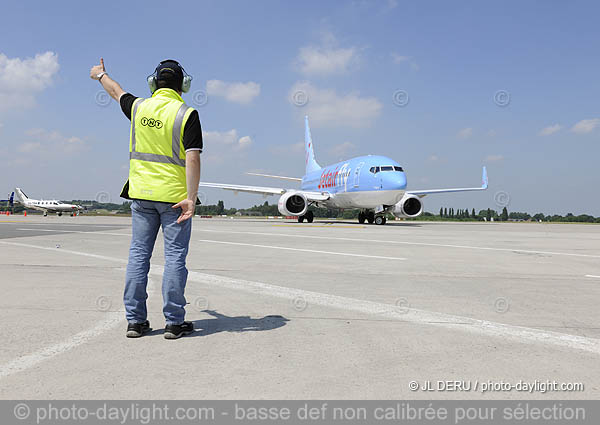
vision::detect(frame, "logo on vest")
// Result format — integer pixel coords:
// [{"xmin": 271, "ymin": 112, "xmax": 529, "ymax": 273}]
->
[{"xmin": 140, "ymin": 117, "xmax": 163, "ymax": 129}]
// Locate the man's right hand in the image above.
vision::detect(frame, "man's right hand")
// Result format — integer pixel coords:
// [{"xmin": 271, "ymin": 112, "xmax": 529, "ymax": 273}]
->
[{"xmin": 172, "ymin": 199, "xmax": 195, "ymax": 224}]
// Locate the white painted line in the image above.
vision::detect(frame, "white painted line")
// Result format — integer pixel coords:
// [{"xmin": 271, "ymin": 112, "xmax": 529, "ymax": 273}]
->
[
  {"xmin": 1, "ymin": 240, "xmax": 599, "ymax": 356},
  {"xmin": 189, "ymin": 270, "xmax": 600, "ymax": 355},
  {"xmin": 195, "ymin": 239, "xmax": 406, "ymax": 261},
  {"xmin": 4, "ymin": 222, "xmax": 125, "ymax": 227},
  {"xmin": 12, "ymin": 231, "xmax": 404, "ymax": 260},
  {"xmin": 17, "ymin": 228, "xmax": 130, "ymax": 236},
  {"xmin": 196, "ymin": 229, "xmax": 600, "ymax": 259},
  {"xmin": 585, "ymin": 275, "xmax": 600, "ymax": 279},
  {"xmin": 0, "ymin": 312, "xmax": 122, "ymax": 379},
  {"xmin": 0, "ymin": 266, "xmax": 158, "ymax": 381},
  {"xmin": 0, "ymin": 240, "xmax": 128, "ymax": 264}
]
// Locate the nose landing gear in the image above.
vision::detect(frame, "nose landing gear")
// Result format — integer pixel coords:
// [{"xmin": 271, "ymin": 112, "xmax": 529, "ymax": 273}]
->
[{"xmin": 374, "ymin": 215, "xmax": 387, "ymax": 225}]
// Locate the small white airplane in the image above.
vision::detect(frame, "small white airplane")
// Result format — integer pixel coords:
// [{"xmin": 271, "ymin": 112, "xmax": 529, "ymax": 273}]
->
[
  {"xmin": 199, "ymin": 116, "xmax": 488, "ymax": 225},
  {"xmin": 14, "ymin": 188, "xmax": 84, "ymax": 217}
]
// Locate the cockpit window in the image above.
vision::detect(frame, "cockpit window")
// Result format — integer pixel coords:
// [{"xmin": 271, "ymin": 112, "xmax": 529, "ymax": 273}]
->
[
  {"xmin": 394, "ymin": 166, "xmax": 403, "ymax": 172},
  {"xmin": 380, "ymin": 166, "xmax": 394, "ymax": 171}
]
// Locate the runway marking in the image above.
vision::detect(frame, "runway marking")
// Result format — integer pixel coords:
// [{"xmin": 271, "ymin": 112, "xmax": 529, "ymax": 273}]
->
[
  {"xmin": 0, "ymin": 240, "xmax": 599, "ymax": 358},
  {"xmin": 195, "ymin": 239, "xmax": 406, "ymax": 260},
  {"xmin": 273, "ymin": 224, "xmax": 366, "ymax": 229},
  {"xmin": 17, "ymin": 228, "xmax": 130, "ymax": 236},
  {"xmin": 3, "ymin": 222, "xmax": 126, "ymax": 227},
  {"xmin": 0, "ymin": 312, "xmax": 123, "ymax": 379},
  {"xmin": 13, "ymin": 230, "xmax": 405, "ymax": 260},
  {"xmin": 585, "ymin": 275, "xmax": 600, "ymax": 279},
  {"xmin": 196, "ymin": 229, "xmax": 600, "ymax": 259}
]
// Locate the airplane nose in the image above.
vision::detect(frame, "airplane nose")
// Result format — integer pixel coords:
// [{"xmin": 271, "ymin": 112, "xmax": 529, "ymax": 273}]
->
[
  {"xmin": 397, "ymin": 172, "xmax": 407, "ymax": 189},
  {"xmin": 382, "ymin": 172, "xmax": 407, "ymax": 190}
]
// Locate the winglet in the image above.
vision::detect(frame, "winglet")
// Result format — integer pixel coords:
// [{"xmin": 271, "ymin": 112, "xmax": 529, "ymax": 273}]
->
[{"xmin": 482, "ymin": 166, "xmax": 488, "ymax": 189}]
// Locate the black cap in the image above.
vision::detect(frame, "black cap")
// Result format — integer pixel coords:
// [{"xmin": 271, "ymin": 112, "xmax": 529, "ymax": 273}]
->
[{"xmin": 156, "ymin": 60, "xmax": 183, "ymax": 86}]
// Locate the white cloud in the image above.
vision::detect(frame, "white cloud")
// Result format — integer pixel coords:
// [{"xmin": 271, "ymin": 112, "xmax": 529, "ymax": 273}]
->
[
  {"xmin": 295, "ymin": 33, "xmax": 360, "ymax": 76},
  {"xmin": 289, "ymin": 81, "xmax": 382, "ymax": 128},
  {"xmin": 19, "ymin": 128, "xmax": 85, "ymax": 154},
  {"xmin": 486, "ymin": 129, "xmax": 497, "ymax": 137},
  {"xmin": 538, "ymin": 124, "xmax": 562, "ymax": 136},
  {"xmin": 391, "ymin": 53, "xmax": 419, "ymax": 71},
  {"xmin": 0, "ymin": 51, "xmax": 59, "ymax": 110},
  {"xmin": 206, "ymin": 80, "xmax": 260, "ymax": 104},
  {"xmin": 457, "ymin": 127, "xmax": 473, "ymax": 139},
  {"xmin": 485, "ymin": 154, "xmax": 504, "ymax": 162},
  {"xmin": 238, "ymin": 135, "xmax": 253, "ymax": 149},
  {"xmin": 203, "ymin": 129, "xmax": 252, "ymax": 152},
  {"xmin": 571, "ymin": 118, "xmax": 599, "ymax": 134}
]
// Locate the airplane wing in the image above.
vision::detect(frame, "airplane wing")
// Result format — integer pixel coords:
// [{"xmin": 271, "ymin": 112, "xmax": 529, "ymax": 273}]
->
[
  {"xmin": 407, "ymin": 166, "xmax": 488, "ymax": 197},
  {"xmin": 198, "ymin": 182, "xmax": 330, "ymax": 201},
  {"xmin": 246, "ymin": 172, "xmax": 303, "ymax": 182}
]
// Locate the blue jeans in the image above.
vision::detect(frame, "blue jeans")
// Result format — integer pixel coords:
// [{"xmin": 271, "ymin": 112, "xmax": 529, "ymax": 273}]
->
[{"xmin": 124, "ymin": 200, "xmax": 192, "ymax": 325}]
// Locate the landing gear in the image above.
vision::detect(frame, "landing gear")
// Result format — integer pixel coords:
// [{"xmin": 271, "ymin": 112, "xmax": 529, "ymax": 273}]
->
[
  {"xmin": 43, "ymin": 211, "xmax": 48, "ymax": 217},
  {"xmin": 298, "ymin": 210, "xmax": 314, "ymax": 223},
  {"xmin": 298, "ymin": 211, "xmax": 314, "ymax": 223},
  {"xmin": 374, "ymin": 215, "xmax": 387, "ymax": 225},
  {"xmin": 358, "ymin": 210, "xmax": 376, "ymax": 224},
  {"xmin": 358, "ymin": 211, "xmax": 366, "ymax": 224},
  {"xmin": 367, "ymin": 211, "xmax": 375, "ymax": 224}
]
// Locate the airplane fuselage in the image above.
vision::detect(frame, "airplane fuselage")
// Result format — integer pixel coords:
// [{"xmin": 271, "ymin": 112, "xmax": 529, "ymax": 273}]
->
[
  {"xmin": 26, "ymin": 200, "xmax": 81, "ymax": 213},
  {"xmin": 301, "ymin": 155, "xmax": 407, "ymax": 209}
]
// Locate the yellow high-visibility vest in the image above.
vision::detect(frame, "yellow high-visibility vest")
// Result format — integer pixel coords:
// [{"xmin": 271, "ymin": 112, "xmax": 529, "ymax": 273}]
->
[{"xmin": 126, "ymin": 88, "xmax": 195, "ymax": 203}]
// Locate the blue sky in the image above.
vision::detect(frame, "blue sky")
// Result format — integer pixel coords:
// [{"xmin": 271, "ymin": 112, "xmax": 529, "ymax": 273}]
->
[{"xmin": 1, "ymin": 0, "xmax": 598, "ymax": 214}]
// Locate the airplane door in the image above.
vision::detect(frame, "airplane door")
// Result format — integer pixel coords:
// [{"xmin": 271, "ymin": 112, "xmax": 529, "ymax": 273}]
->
[{"xmin": 353, "ymin": 162, "xmax": 365, "ymax": 188}]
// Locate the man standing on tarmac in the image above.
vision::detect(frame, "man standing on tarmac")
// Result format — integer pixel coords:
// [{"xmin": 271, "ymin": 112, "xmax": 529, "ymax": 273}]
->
[{"xmin": 90, "ymin": 58, "xmax": 202, "ymax": 339}]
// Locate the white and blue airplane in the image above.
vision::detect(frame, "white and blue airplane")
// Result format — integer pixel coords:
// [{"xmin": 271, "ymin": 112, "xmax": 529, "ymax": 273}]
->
[
  {"xmin": 199, "ymin": 116, "xmax": 488, "ymax": 225},
  {"xmin": 14, "ymin": 188, "xmax": 84, "ymax": 217}
]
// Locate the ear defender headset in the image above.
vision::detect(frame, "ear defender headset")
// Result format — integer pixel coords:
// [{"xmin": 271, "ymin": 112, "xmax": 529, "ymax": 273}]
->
[{"xmin": 147, "ymin": 59, "xmax": 192, "ymax": 94}]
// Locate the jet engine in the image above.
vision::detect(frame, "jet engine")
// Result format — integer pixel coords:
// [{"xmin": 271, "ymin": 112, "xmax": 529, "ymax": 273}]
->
[
  {"xmin": 392, "ymin": 194, "xmax": 423, "ymax": 218},
  {"xmin": 278, "ymin": 191, "xmax": 308, "ymax": 216}
]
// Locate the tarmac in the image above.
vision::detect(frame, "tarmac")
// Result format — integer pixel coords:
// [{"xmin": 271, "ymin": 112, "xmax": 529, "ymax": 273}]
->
[{"xmin": 0, "ymin": 215, "xmax": 599, "ymax": 399}]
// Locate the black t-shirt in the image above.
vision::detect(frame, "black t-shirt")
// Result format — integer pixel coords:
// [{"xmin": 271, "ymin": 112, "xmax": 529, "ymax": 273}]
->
[
  {"xmin": 119, "ymin": 93, "xmax": 203, "ymax": 201},
  {"xmin": 120, "ymin": 93, "xmax": 203, "ymax": 152}
]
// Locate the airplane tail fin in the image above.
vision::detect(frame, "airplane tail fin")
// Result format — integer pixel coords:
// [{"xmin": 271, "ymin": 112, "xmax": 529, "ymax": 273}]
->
[
  {"xmin": 14, "ymin": 188, "xmax": 28, "ymax": 204},
  {"xmin": 8, "ymin": 192, "xmax": 14, "ymax": 207},
  {"xmin": 304, "ymin": 116, "xmax": 321, "ymax": 174}
]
